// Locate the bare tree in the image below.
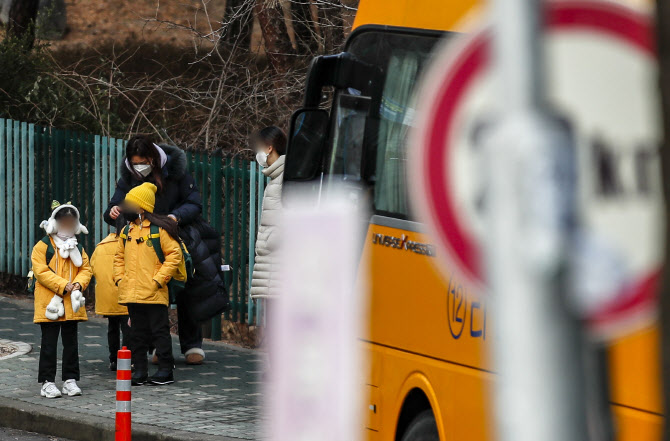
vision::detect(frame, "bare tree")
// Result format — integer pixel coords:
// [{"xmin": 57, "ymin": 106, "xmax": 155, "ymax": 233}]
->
[
  {"xmin": 290, "ymin": 0, "xmax": 319, "ymax": 53},
  {"xmin": 6, "ymin": 0, "xmax": 39, "ymax": 47},
  {"xmin": 255, "ymin": 0, "xmax": 295, "ymax": 74},
  {"xmin": 316, "ymin": 0, "xmax": 345, "ymax": 53},
  {"xmin": 27, "ymin": 0, "xmax": 357, "ymax": 151},
  {"xmin": 220, "ymin": 0, "xmax": 254, "ymax": 52}
]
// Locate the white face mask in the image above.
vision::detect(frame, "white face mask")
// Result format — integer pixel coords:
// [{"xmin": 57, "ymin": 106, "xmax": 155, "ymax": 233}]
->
[
  {"xmin": 133, "ymin": 164, "xmax": 153, "ymax": 177},
  {"xmin": 56, "ymin": 224, "xmax": 76, "ymax": 239},
  {"xmin": 255, "ymin": 151, "xmax": 268, "ymax": 168}
]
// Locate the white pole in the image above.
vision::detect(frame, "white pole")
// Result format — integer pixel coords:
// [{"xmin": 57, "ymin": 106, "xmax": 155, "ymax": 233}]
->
[{"xmin": 486, "ymin": 0, "xmax": 589, "ymax": 440}]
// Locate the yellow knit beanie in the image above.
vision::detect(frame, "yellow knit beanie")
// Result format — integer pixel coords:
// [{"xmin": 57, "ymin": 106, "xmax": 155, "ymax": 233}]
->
[{"xmin": 124, "ymin": 182, "xmax": 157, "ymax": 213}]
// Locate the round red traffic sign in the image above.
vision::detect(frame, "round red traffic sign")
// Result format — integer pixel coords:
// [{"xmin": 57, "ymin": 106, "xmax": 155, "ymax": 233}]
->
[{"xmin": 410, "ymin": 0, "xmax": 663, "ymax": 337}]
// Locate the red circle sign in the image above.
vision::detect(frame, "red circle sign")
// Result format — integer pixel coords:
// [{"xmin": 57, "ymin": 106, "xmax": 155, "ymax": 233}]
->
[{"xmin": 410, "ymin": 0, "xmax": 662, "ymax": 337}]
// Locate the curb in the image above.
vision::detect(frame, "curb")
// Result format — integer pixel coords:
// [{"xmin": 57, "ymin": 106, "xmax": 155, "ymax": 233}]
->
[{"xmin": 0, "ymin": 398, "xmax": 246, "ymax": 441}]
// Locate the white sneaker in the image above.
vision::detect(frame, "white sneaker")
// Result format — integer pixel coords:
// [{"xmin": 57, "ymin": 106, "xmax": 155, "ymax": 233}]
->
[
  {"xmin": 40, "ymin": 381, "xmax": 62, "ymax": 399},
  {"xmin": 61, "ymin": 379, "xmax": 82, "ymax": 397}
]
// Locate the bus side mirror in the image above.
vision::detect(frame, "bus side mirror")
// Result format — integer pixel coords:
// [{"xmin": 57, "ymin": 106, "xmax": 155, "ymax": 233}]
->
[{"xmin": 285, "ymin": 108, "xmax": 330, "ymax": 182}]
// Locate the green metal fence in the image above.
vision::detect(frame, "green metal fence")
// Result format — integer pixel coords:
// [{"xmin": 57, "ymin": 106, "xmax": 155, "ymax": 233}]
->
[{"xmin": 0, "ymin": 118, "xmax": 268, "ymax": 337}]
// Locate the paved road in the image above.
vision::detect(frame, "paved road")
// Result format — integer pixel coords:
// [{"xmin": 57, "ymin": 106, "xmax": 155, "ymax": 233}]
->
[
  {"xmin": 0, "ymin": 427, "xmax": 73, "ymax": 440},
  {"xmin": 0, "ymin": 295, "xmax": 266, "ymax": 440}
]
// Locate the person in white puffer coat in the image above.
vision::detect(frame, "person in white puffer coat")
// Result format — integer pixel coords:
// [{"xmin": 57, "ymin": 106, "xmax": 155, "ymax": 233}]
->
[{"xmin": 250, "ymin": 126, "xmax": 287, "ymax": 300}]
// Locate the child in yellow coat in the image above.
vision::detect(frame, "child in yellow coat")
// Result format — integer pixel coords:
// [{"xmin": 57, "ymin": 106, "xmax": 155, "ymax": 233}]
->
[
  {"xmin": 114, "ymin": 182, "xmax": 183, "ymax": 386},
  {"xmin": 31, "ymin": 201, "xmax": 92, "ymax": 398},
  {"xmin": 91, "ymin": 232, "xmax": 130, "ymax": 372}
]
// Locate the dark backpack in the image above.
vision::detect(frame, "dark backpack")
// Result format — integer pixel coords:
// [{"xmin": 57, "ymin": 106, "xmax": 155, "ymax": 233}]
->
[{"xmin": 120, "ymin": 224, "xmax": 194, "ymax": 305}]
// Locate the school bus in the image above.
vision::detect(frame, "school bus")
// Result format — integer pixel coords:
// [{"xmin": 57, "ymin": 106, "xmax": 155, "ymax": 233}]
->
[{"xmin": 282, "ymin": 0, "xmax": 664, "ymax": 439}]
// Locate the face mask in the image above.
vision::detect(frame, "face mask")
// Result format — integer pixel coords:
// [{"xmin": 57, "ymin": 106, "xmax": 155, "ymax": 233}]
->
[
  {"xmin": 123, "ymin": 212, "xmax": 140, "ymax": 223},
  {"xmin": 56, "ymin": 228, "xmax": 75, "ymax": 239},
  {"xmin": 255, "ymin": 151, "xmax": 268, "ymax": 168},
  {"xmin": 133, "ymin": 164, "xmax": 153, "ymax": 178}
]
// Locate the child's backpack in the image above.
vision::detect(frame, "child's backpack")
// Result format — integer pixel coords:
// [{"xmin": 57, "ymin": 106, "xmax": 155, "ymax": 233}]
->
[
  {"xmin": 120, "ymin": 224, "xmax": 194, "ymax": 305},
  {"xmin": 27, "ymin": 236, "xmax": 83, "ymax": 294}
]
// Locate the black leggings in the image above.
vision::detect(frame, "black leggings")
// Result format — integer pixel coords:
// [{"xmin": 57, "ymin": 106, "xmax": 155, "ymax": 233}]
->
[
  {"xmin": 38, "ymin": 321, "xmax": 79, "ymax": 383},
  {"xmin": 106, "ymin": 315, "xmax": 131, "ymax": 363}
]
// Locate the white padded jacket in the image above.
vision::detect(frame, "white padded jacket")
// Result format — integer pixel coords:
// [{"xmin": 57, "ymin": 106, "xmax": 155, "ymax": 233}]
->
[{"xmin": 250, "ymin": 155, "xmax": 285, "ymax": 298}]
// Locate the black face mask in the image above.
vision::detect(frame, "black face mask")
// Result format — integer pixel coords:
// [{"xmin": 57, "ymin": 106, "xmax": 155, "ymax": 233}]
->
[{"xmin": 123, "ymin": 212, "xmax": 140, "ymax": 223}]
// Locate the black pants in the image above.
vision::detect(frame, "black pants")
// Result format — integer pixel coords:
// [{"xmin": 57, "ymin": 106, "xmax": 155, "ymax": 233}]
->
[
  {"xmin": 38, "ymin": 321, "xmax": 79, "ymax": 383},
  {"xmin": 127, "ymin": 304, "xmax": 174, "ymax": 372},
  {"xmin": 176, "ymin": 292, "xmax": 202, "ymax": 354},
  {"xmin": 106, "ymin": 315, "xmax": 130, "ymax": 363}
]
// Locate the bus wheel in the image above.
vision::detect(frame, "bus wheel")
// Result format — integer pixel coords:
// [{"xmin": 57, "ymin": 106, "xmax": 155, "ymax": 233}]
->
[{"xmin": 400, "ymin": 409, "xmax": 440, "ymax": 441}]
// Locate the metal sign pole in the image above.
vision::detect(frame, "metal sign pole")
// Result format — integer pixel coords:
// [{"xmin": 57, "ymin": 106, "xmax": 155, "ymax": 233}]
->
[{"xmin": 486, "ymin": 0, "xmax": 589, "ymax": 440}]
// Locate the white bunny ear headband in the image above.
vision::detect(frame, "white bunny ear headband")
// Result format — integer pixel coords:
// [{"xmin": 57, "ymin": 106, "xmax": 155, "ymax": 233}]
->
[{"xmin": 40, "ymin": 200, "xmax": 89, "ymax": 235}]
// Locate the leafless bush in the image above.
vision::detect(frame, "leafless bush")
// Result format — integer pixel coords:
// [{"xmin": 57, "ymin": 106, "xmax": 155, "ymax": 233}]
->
[{"xmin": 43, "ymin": 0, "xmax": 356, "ymax": 155}]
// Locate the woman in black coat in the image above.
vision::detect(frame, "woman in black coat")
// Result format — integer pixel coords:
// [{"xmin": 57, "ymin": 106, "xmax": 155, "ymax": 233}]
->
[{"xmin": 104, "ymin": 135, "xmax": 207, "ymax": 364}]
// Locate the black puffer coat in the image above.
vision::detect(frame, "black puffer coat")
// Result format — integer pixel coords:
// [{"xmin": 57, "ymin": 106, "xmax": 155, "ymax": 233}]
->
[
  {"xmin": 104, "ymin": 144, "xmax": 228, "ymax": 321},
  {"xmin": 103, "ymin": 144, "xmax": 202, "ymax": 227},
  {"xmin": 180, "ymin": 220, "xmax": 230, "ymax": 322}
]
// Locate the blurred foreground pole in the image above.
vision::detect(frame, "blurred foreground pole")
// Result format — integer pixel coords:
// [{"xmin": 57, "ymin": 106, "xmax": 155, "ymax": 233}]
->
[
  {"xmin": 486, "ymin": 0, "xmax": 589, "ymax": 440},
  {"xmin": 269, "ymin": 189, "xmax": 364, "ymax": 441},
  {"xmin": 655, "ymin": 2, "xmax": 670, "ymax": 441}
]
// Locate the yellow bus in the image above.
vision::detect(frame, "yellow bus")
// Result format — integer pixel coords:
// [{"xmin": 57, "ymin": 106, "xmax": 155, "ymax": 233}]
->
[{"xmin": 282, "ymin": 0, "xmax": 663, "ymax": 439}]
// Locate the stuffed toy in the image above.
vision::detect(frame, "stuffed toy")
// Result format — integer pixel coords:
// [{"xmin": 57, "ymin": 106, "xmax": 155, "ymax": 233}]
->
[
  {"xmin": 70, "ymin": 290, "xmax": 86, "ymax": 313},
  {"xmin": 45, "ymin": 294, "xmax": 65, "ymax": 321}
]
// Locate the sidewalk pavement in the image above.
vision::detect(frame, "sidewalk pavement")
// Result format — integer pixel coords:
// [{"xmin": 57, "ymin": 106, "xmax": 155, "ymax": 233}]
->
[{"xmin": 0, "ymin": 295, "xmax": 266, "ymax": 441}]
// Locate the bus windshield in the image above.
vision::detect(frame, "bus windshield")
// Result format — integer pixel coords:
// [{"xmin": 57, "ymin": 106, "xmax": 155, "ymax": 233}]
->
[{"xmin": 324, "ymin": 30, "xmax": 443, "ymax": 219}]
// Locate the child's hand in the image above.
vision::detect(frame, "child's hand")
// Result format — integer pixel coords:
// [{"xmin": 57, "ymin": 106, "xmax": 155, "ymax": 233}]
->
[
  {"xmin": 110, "ymin": 206, "xmax": 122, "ymax": 219},
  {"xmin": 65, "ymin": 283, "xmax": 75, "ymax": 293},
  {"xmin": 127, "ymin": 318, "xmax": 131, "ymax": 327}
]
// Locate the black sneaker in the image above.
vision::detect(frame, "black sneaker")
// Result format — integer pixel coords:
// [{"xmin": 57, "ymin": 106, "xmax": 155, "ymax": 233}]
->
[
  {"xmin": 109, "ymin": 361, "xmax": 117, "ymax": 372},
  {"xmin": 148, "ymin": 369, "xmax": 174, "ymax": 385},
  {"xmin": 131, "ymin": 371, "xmax": 148, "ymax": 386}
]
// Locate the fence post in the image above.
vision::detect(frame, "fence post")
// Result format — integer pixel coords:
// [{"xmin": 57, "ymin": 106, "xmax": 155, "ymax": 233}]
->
[
  {"xmin": 0, "ymin": 119, "xmax": 5, "ymax": 274},
  {"xmin": 64, "ymin": 130, "xmax": 71, "ymax": 201},
  {"xmin": 248, "ymin": 162, "xmax": 257, "ymax": 325},
  {"xmin": 210, "ymin": 152, "xmax": 223, "ymax": 341},
  {"xmin": 109, "ymin": 137, "xmax": 117, "ymax": 234},
  {"xmin": 94, "ymin": 136, "xmax": 102, "ymax": 246},
  {"xmin": 257, "ymin": 166, "xmax": 267, "ymax": 326},
  {"xmin": 13, "ymin": 120, "xmax": 20, "ymax": 275},
  {"xmin": 29, "ymin": 124, "xmax": 35, "ymax": 264},
  {"xmin": 6, "ymin": 120, "xmax": 12, "ymax": 275},
  {"xmin": 232, "ymin": 157, "xmax": 241, "ymax": 322},
  {"xmin": 21, "ymin": 122, "xmax": 28, "ymax": 275},
  {"xmin": 102, "ymin": 137, "xmax": 109, "ymax": 236},
  {"xmin": 240, "ymin": 164, "xmax": 249, "ymax": 324},
  {"xmin": 223, "ymin": 156, "xmax": 232, "ymax": 322}
]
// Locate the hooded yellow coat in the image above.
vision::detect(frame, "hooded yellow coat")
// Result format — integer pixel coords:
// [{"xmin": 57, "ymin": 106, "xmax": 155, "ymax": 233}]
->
[
  {"xmin": 92, "ymin": 233, "xmax": 128, "ymax": 316},
  {"xmin": 113, "ymin": 219, "xmax": 182, "ymax": 306},
  {"xmin": 31, "ymin": 237, "xmax": 92, "ymax": 323}
]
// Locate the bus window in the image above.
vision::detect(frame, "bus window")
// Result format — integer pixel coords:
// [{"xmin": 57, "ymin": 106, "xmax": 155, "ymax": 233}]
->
[
  {"xmin": 343, "ymin": 29, "xmax": 443, "ymax": 218},
  {"xmin": 374, "ymin": 51, "xmax": 421, "ymax": 217},
  {"xmin": 326, "ymin": 93, "xmax": 371, "ymax": 182}
]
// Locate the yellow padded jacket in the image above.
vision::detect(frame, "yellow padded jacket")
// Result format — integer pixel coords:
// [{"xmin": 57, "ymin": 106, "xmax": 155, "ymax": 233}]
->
[
  {"xmin": 31, "ymin": 237, "xmax": 92, "ymax": 323},
  {"xmin": 92, "ymin": 233, "xmax": 128, "ymax": 316},
  {"xmin": 113, "ymin": 219, "xmax": 182, "ymax": 306}
]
